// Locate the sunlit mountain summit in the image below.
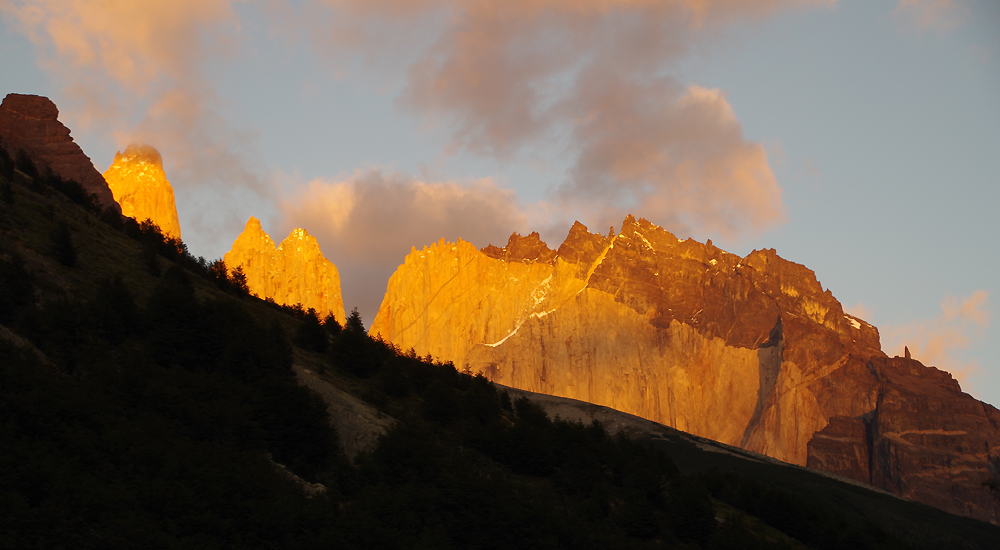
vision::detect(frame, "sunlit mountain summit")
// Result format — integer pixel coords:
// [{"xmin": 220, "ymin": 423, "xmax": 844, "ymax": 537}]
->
[
  {"xmin": 103, "ymin": 144, "xmax": 182, "ymax": 240},
  {"xmin": 372, "ymin": 215, "xmax": 1000, "ymax": 524},
  {"xmin": 225, "ymin": 216, "xmax": 346, "ymax": 324}
]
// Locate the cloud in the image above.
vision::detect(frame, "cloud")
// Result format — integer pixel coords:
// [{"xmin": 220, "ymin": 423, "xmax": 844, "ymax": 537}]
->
[
  {"xmin": 0, "ymin": 0, "xmax": 239, "ymax": 127},
  {"xmin": 557, "ymin": 80, "xmax": 785, "ymax": 239},
  {"xmin": 844, "ymin": 302, "xmax": 873, "ymax": 321},
  {"xmin": 0, "ymin": 0, "xmax": 266, "ymax": 254},
  {"xmin": 305, "ymin": 0, "xmax": 828, "ymax": 239},
  {"xmin": 882, "ymin": 290, "xmax": 990, "ymax": 384},
  {"xmin": 2, "ymin": 0, "xmax": 832, "ymax": 253},
  {"xmin": 279, "ymin": 168, "xmax": 528, "ymax": 321},
  {"xmin": 894, "ymin": 0, "xmax": 969, "ymax": 33}
]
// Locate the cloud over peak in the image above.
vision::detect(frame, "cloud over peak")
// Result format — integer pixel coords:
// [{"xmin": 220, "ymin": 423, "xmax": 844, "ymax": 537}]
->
[
  {"xmin": 884, "ymin": 290, "xmax": 991, "ymax": 385},
  {"xmin": 3, "ymin": 0, "xmax": 828, "ymax": 254},
  {"xmin": 280, "ymin": 168, "xmax": 528, "ymax": 320},
  {"xmin": 310, "ymin": 0, "xmax": 800, "ymax": 237}
]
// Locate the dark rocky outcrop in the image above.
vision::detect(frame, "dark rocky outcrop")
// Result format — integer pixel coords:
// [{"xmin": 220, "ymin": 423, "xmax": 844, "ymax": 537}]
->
[
  {"xmin": 0, "ymin": 93, "xmax": 117, "ymax": 209},
  {"xmin": 808, "ymin": 356, "xmax": 1000, "ymax": 523},
  {"xmin": 481, "ymin": 231, "xmax": 557, "ymax": 264}
]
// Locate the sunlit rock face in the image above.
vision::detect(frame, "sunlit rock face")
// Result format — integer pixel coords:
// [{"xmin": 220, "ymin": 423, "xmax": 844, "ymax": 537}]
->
[
  {"xmin": 102, "ymin": 144, "xmax": 182, "ymax": 240},
  {"xmin": 0, "ymin": 93, "xmax": 118, "ymax": 210},
  {"xmin": 372, "ymin": 215, "xmax": 1000, "ymax": 523},
  {"xmin": 224, "ymin": 217, "xmax": 345, "ymax": 324}
]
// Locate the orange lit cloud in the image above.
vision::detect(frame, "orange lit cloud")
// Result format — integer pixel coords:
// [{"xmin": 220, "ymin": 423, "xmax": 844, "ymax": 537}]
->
[
  {"xmin": 883, "ymin": 290, "xmax": 991, "ymax": 384},
  {"xmin": 894, "ymin": 0, "xmax": 969, "ymax": 33},
  {"xmin": 280, "ymin": 169, "xmax": 528, "ymax": 318},
  {"xmin": 0, "ymin": 0, "xmax": 240, "ymax": 124},
  {"xmin": 845, "ymin": 302, "xmax": 873, "ymax": 321},
  {"xmin": 306, "ymin": 0, "xmax": 814, "ymax": 238},
  {"xmin": 558, "ymin": 81, "xmax": 785, "ymax": 239},
  {"xmin": 3, "ymin": 0, "xmax": 833, "ymax": 254},
  {"xmin": 0, "ymin": 0, "xmax": 265, "ymax": 245}
]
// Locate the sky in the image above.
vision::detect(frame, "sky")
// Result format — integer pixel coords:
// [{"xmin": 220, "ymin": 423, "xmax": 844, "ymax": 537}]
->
[{"xmin": 2, "ymin": 0, "xmax": 998, "ymax": 403}]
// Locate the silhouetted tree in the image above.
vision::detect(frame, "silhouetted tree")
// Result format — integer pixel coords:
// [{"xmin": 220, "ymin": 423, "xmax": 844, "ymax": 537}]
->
[
  {"xmin": 100, "ymin": 204, "xmax": 124, "ymax": 230},
  {"xmin": 143, "ymin": 266, "xmax": 209, "ymax": 369},
  {"xmin": 0, "ymin": 255, "xmax": 34, "ymax": 323},
  {"xmin": 323, "ymin": 313, "xmax": 342, "ymax": 336},
  {"xmin": 229, "ymin": 265, "xmax": 250, "ymax": 296},
  {"xmin": 1, "ymin": 178, "xmax": 12, "ymax": 204},
  {"xmin": 210, "ymin": 259, "xmax": 229, "ymax": 285},
  {"xmin": 345, "ymin": 307, "xmax": 365, "ymax": 333},
  {"xmin": 666, "ymin": 476, "xmax": 715, "ymax": 543},
  {"xmin": 90, "ymin": 275, "xmax": 139, "ymax": 345},
  {"xmin": 50, "ymin": 221, "xmax": 77, "ymax": 267},
  {"xmin": 0, "ymin": 144, "xmax": 13, "ymax": 179},
  {"xmin": 41, "ymin": 169, "xmax": 95, "ymax": 211},
  {"xmin": 0, "ymin": 146, "xmax": 13, "ymax": 204},
  {"xmin": 142, "ymin": 241, "xmax": 161, "ymax": 276},
  {"xmin": 330, "ymin": 308, "xmax": 386, "ymax": 378},
  {"xmin": 295, "ymin": 308, "xmax": 328, "ymax": 353},
  {"xmin": 14, "ymin": 149, "xmax": 37, "ymax": 178}
]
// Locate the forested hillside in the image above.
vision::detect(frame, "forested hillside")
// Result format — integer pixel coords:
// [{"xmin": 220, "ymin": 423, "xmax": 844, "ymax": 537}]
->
[{"xmin": 2, "ymin": 146, "xmax": 998, "ymax": 549}]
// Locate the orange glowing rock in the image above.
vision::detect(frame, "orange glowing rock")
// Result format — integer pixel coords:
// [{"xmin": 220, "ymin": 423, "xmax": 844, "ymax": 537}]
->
[
  {"xmin": 224, "ymin": 217, "xmax": 346, "ymax": 324},
  {"xmin": 371, "ymin": 215, "xmax": 1000, "ymax": 524},
  {"xmin": 103, "ymin": 144, "xmax": 182, "ymax": 240}
]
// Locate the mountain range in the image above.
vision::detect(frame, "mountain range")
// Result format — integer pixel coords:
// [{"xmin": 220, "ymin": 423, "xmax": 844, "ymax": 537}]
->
[
  {"xmin": 370, "ymin": 218, "xmax": 1000, "ymax": 523},
  {"xmin": 2, "ymin": 91, "xmax": 999, "ymax": 534}
]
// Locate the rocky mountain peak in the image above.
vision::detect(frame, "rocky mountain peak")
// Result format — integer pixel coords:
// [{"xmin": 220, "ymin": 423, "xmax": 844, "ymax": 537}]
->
[
  {"xmin": 245, "ymin": 215, "xmax": 265, "ymax": 232},
  {"xmin": 554, "ymin": 220, "xmax": 612, "ymax": 273},
  {"xmin": 0, "ymin": 93, "xmax": 118, "ymax": 210},
  {"xmin": 280, "ymin": 227, "xmax": 321, "ymax": 253},
  {"xmin": 103, "ymin": 143, "xmax": 181, "ymax": 240},
  {"xmin": 224, "ymin": 218, "xmax": 345, "ymax": 323},
  {"xmin": 481, "ymin": 231, "xmax": 556, "ymax": 264},
  {"xmin": 113, "ymin": 143, "xmax": 164, "ymax": 168},
  {"xmin": 0, "ymin": 93, "xmax": 59, "ymax": 120},
  {"xmin": 371, "ymin": 213, "xmax": 1000, "ymax": 523}
]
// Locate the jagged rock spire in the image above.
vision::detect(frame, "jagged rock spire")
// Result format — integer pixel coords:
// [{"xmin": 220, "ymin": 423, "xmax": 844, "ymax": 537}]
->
[{"xmin": 224, "ymin": 217, "xmax": 345, "ymax": 323}]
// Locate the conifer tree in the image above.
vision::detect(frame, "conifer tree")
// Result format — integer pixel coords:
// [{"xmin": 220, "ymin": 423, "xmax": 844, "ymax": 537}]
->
[
  {"xmin": 229, "ymin": 265, "xmax": 250, "ymax": 296},
  {"xmin": 51, "ymin": 221, "xmax": 77, "ymax": 268},
  {"xmin": 295, "ymin": 308, "xmax": 328, "ymax": 353},
  {"xmin": 345, "ymin": 307, "xmax": 365, "ymax": 333}
]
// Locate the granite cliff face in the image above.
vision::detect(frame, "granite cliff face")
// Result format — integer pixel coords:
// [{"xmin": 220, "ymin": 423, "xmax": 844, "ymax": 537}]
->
[
  {"xmin": 102, "ymin": 144, "xmax": 182, "ymax": 240},
  {"xmin": 807, "ymin": 356, "xmax": 1000, "ymax": 523},
  {"xmin": 371, "ymin": 215, "xmax": 1000, "ymax": 523},
  {"xmin": 0, "ymin": 93, "xmax": 117, "ymax": 210},
  {"xmin": 224, "ymin": 217, "xmax": 345, "ymax": 323}
]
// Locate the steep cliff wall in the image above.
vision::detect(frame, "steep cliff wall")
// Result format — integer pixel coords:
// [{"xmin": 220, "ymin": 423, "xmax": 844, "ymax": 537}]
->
[
  {"xmin": 0, "ymin": 93, "xmax": 117, "ymax": 210},
  {"xmin": 224, "ymin": 217, "xmax": 346, "ymax": 323},
  {"xmin": 371, "ymin": 215, "xmax": 1000, "ymax": 523},
  {"xmin": 808, "ymin": 356, "xmax": 1000, "ymax": 523},
  {"xmin": 102, "ymin": 144, "xmax": 182, "ymax": 240}
]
